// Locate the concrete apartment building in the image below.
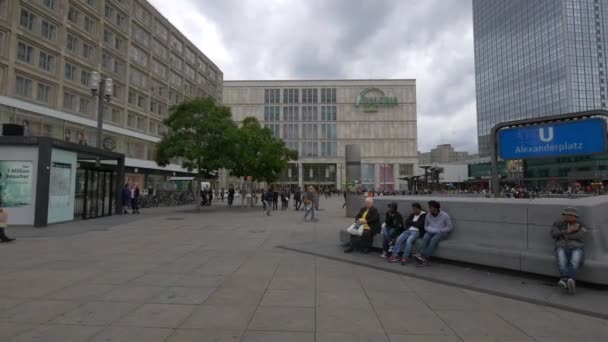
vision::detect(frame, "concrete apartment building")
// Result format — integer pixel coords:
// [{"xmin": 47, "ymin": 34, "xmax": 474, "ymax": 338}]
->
[
  {"xmin": 0, "ymin": 0, "xmax": 223, "ymax": 188},
  {"xmin": 223, "ymin": 80, "xmax": 418, "ymax": 191},
  {"xmin": 419, "ymin": 144, "xmax": 475, "ymax": 165}
]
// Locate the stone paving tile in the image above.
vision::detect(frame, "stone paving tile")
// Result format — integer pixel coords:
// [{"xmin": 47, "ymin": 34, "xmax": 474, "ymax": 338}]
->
[
  {"xmin": 165, "ymin": 329, "xmax": 242, "ymax": 342},
  {"xmin": 174, "ymin": 274, "xmax": 225, "ymax": 288},
  {"xmin": 0, "ymin": 298, "xmax": 24, "ymax": 312},
  {"xmin": 241, "ymin": 331, "xmax": 315, "ymax": 342},
  {"xmin": 202, "ymin": 288, "xmax": 265, "ymax": 306},
  {"xmin": 116, "ymin": 303, "xmax": 195, "ymax": 328},
  {"xmin": 0, "ymin": 322, "xmax": 36, "ymax": 341},
  {"xmin": 7, "ymin": 324, "xmax": 102, "ymax": 342},
  {"xmin": 316, "ymin": 332, "xmax": 390, "ymax": 342},
  {"xmin": 413, "ymin": 288, "xmax": 484, "ymax": 311},
  {"xmin": 150, "ymin": 286, "xmax": 215, "ymax": 305},
  {"xmin": 85, "ymin": 271, "xmax": 147, "ymax": 285},
  {"xmin": 0, "ymin": 300, "xmax": 82, "ymax": 324},
  {"xmin": 435, "ymin": 310, "xmax": 531, "ymax": 339},
  {"xmin": 495, "ymin": 310, "xmax": 584, "ymax": 339},
  {"xmin": 317, "ymin": 290, "xmax": 372, "ymax": 310},
  {"xmin": 46, "ymin": 283, "xmax": 116, "ymax": 301},
  {"xmin": 128, "ymin": 273, "xmax": 183, "ymax": 287},
  {"xmin": 374, "ymin": 308, "xmax": 454, "ymax": 336},
  {"xmin": 365, "ymin": 290, "xmax": 428, "ymax": 310},
  {"xmin": 248, "ymin": 306, "xmax": 315, "ymax": 332},
  {"xmin": 388, "ymin": 335, "xmax": 462, "ymax": 342},
  {"xmin": 102, "ymin": 285, "xmax": 166, "ymax": 303},
  {"xmin": 179, "ymin": 305, "xmax": 257, "ymax": 330},
  {"xmin": 51, "ymin": 301, "xmax": 139, "ymax": 326},
  {"xmin": 316, "ymin": 307, "xmax": 384, "ymax": 334},
  {"xmin": 260, "ymin": 289, "xmax": 316, "ymax": 307},
  {"xmin": 88, "ymin": 326, "xmax": 173, "ymax": 342}
]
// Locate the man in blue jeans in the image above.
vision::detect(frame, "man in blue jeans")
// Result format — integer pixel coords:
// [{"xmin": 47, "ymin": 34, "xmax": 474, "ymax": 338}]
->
[
  {"xmin": 388, "ymin": 203, "xmax": 426, "ymax": 264},
  {"xmin": 551, "ymin": 207, "xmax": 587, "ymax": 295},
  {"xmin": 414, "ymin": 200, "xmax": 453, "ymax": 267},
  {"xmin": 380, "ymin": 202, "xmax": 404, "ymax": 258}
]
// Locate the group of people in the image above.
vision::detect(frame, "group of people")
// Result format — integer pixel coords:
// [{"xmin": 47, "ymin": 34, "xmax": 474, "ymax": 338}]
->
[
  {"xmin": 121, "ymin": 183, "xmax": 141, "ymax": 215},
  {"xmin": 345, "ymin": 198, "xmax": 452, "ymax": 267},
  {"xmin": 260, "ymin": 186, "xmax": 320, "ymax": 221},
  {"xmin": 344, "ymin": 197, "xmax": 588, "ymax": 294}
]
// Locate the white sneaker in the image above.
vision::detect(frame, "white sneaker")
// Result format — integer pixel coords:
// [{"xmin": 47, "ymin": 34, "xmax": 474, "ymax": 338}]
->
[
  {"xmin": 557, "ymin": 279, "xmax": 568, "ymax": 289},
  {"xmin": 388, "ymin": 245, "xmax": 394, "ymax": 253},
  {"xmin": 380, "ymin": 251, "xmax": 387, "ymax": 258}
]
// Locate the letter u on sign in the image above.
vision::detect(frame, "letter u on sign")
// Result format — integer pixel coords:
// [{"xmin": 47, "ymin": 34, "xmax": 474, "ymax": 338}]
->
[{"xmin": 539, "ymin": 127, "xmax": 554, "ymax": 142}]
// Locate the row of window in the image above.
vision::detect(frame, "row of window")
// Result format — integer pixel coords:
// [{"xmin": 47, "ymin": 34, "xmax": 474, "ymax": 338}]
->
[
  {"xmin": 262, "ymin": 123, "xmax": 338, "ymax": 141},
  {"xmin": 15, "ymin": 75, "xmax": 54, "ymax": 104},
  {"xmin": 67, "ymin": 5, "xmax": 98, "ymax": 35},
  {"xmin": 266, "ymin": 88, "xmax": 337, "ymax": 104}
]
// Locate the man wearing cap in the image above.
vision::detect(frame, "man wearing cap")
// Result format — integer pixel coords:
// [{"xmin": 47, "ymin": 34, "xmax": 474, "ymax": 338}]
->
[
  {"xmin": 551, "ymin": 207, "xmax": 587, "ymax": 294},
  {"xmin": 380, "ymin": 202, "xmax": 404, "ymax": 258}
]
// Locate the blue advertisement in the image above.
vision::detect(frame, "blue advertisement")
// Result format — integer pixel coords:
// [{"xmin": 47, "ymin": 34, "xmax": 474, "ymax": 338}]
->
[{"xmin": 498, "ymin": 118, "xmax": 607, "ymax": 160}]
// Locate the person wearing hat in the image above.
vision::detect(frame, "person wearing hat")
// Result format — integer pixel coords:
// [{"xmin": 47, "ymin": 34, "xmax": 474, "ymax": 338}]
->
[
  {"xmin": 380, "ymin": 202, "xmax": 404, "ymax": 258},
  {"xmin": 551, "ymin": 207, "xmax": 587, "ymax": 294}
]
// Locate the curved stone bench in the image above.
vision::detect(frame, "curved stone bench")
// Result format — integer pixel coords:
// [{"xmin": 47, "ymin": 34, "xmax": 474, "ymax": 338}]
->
[{"xmin": 342, "ymin": 195, "xmax": 608, "ymax": 285}]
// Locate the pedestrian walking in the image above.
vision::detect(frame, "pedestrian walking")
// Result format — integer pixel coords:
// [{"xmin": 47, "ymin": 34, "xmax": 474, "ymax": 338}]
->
[
  {"xmin": 265, "ymin": 189, "xmax": 274, "ymax": 216},
  {"xmin": 0, "ymin": 207, "xmax": 16, "ymax": 243},
  {"xmin": 122, "ymin": 183, "xmax": 131, "ymax": 214},
  {"xmin": 208, "ymin": 188, "xmax": 214, "ymax": 206},
  {"xmin": 220, "ymin": 188, "xmax": 225, "ymax": 202},
  {"xmin": 228, "ymin": 186, "xmax": 235, "ymax": 207},
  {"xmin": 294, "ymin": 188, "xmax": 302, "ymax": 210},
  {"xmin": 131, "ymin": 184, "xmax": 140, "ymax": 214},
  {"xmin": 273, "ymin": 190, "xmax": 279, "ymax": 210}
]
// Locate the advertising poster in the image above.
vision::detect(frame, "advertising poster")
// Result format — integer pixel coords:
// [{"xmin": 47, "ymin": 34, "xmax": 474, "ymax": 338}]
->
[
  {"xmin": 49, "ymin": 162, "xmax": 72, "ymax": 208},
  {"xmin": 0, "ymin": 161, "xmax": 33, "ymax": 207}
]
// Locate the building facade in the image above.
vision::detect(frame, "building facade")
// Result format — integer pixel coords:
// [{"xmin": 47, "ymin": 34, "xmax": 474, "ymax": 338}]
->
[
  {"xmin": 474, "ymin": 0, "xmax": 608, "ymax": 156},
  {"xmin": 223, "ymin": 80, "xmax": 418, "ymax": 192},
  {"xmin": 419, "ymin": 144, "xmax": 475, "ymax": 165},
  {"xmin": 0, "ymin": 0, "xmax": 223, "ymax": 188}
]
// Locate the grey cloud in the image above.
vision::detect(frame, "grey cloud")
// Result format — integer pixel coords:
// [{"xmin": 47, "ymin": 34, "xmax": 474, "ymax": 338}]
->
[{"xmin": 153, "ymin": 0, "xmax": 477, "ymax": 153}]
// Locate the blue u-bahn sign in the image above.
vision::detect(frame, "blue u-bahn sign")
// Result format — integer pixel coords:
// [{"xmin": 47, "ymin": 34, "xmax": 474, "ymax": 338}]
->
[{"xmin": 498, "ymin": 118, "xmax": 607, "ymax": 160}]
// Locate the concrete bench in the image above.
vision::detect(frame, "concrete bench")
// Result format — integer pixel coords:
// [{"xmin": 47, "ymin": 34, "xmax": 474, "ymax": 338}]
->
[{"xmin": 342, "ymin": 195, "xmax": 608, "ymax": 285}]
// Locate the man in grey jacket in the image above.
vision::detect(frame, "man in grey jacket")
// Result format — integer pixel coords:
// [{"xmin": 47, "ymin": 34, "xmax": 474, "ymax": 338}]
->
[
  {"xmin": 551, "ymin": 207, "xmax": 587, "ymax": 294},
  {"xmin": 414, "ymin": 201, "xmax": 453, "ymax": 267}
]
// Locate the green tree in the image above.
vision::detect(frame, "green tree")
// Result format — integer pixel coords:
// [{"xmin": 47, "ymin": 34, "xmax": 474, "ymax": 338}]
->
[
  {"xmin": 156, "ymin": 98, "xmax": 238, "ymax": 176},
  {"xmin": 231, "ymin": 117, "xmax": 298, "ymax": 184}
]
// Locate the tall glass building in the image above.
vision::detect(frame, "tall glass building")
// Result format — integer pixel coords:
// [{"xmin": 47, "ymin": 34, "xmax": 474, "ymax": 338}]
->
[{"xmin": 474, "ymin": 0, "xmax": 608, "ymax": 156}]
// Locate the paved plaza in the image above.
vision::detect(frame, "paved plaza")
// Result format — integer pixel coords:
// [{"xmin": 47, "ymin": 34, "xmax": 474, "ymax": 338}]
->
[{"xmin": 1, "ymin": 198, "xmax": 607, "ymax": 341}]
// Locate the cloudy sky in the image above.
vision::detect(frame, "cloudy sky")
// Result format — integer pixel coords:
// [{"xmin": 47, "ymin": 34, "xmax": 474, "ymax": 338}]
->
[{"xmin": 149, "ymin": 0, "xmax": 477, "ymax": 153}]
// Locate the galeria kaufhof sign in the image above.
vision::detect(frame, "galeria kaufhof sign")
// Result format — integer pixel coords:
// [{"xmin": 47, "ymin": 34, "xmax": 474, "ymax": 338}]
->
[
  {"xmin": 355, "ymin": 87, "xmax": 398, "ymax": 112},
  {"xmin": 498, "ymin": 118, "xmax": 607, "ymax": 160}
]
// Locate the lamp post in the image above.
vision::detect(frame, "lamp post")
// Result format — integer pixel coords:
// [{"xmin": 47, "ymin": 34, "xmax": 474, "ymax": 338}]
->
[{"xmin": 89, "ymin": 71, "xmax": 113, "ymax": 148}]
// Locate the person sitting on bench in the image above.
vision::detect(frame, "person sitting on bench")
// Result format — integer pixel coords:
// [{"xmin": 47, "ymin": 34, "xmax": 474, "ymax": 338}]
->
[
  {"xmin": 388, "ymin": 202, "xmax": 426, "ymax": 264},
  {"xmin": 414, "ymin": 200, "xmax": 452, "ymax": 267},
  {"xmin": 344, "ymin": 197, "xmax": 381, "ymax": 254},
  {"xmin": 551, "ymin": 207, "xmax": 587, "ymax": 295}
]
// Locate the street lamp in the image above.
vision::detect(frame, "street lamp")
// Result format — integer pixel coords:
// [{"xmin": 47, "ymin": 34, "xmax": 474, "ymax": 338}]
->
[{"xmin": 89, "ymin": 71, "xmax": 113, "ymax": 148}]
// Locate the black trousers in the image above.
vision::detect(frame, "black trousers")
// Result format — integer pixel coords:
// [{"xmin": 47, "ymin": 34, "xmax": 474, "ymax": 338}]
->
[
  {"xmin": 295, "ymin": 200, "xmax": 301, "ymax": 210},
  {"xmin": 273, "ymin": 201, "xmax": 278, "ymax": 210},
  {"xmin": 349, "ymin": 230, "xmax": 376, "ymax": 250},
  {"xmin": 0, "ymin": 228, "xmax": 11, "ymax": 241}
]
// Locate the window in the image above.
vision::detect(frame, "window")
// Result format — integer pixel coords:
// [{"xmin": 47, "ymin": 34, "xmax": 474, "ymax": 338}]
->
[
  {"xmin": 170, "ymin": 53, "xmax": 183, "ymax": 71},
  {"xmin": 104, "ymin": 4, "xmax": 114, "ymax": 20},
  {"xmin": 283, "ymin": 89, "xmax": 299, "ymax": 104},
  {"xmin": 129, "ymin": 67, "xmax": 147, "ymax": 88},
  {"xmin": 114, "ymin": 36, "xmax": 124, "ymax": 51},
  {"xmin": 80, "ymin": 70, "xmax": 91, "ymax": 87},
  {"xmin": 67, "ymin": 6, "xmax": 79, "ymax": 24},
  {"xmin": 321, "ymin": 124, "xmax": 337, "ymax": 139},
  {"xmin": 114, "ymin": 59, "xmax": 125, "ymax": 76},
  {"xmin": 38, "ymin": 51, "xmax": 55, "ymax": 72},
  {"xmin": 79, "ymin": 97, "xmax": 91, "ymax": 114},
  {"xmin": 103, "ymin": 29, "xmax": 113, "ymax": 45},
  {"xmin": 170, "ymin": 35, "xmax": 183, "ymax": 52},
  {"xmin": 283, "ymin": 106, "xmax": 299, "ymax": 121},
  {"xmin": 131, "ymin": 24, "xmax": 150, "ymax": 46},
  {"xmin": 185, "ymin": 65, "xmax": 195, "ymax": 80},
  {"xmin": 282, "ymin": 123, "xmax": 299, "ymax": 139},
  {"xmin": 0, "ymin": 31, "xmax": 5, "ymax": 53},
  {"xmin": 64, "ymin": 62, "xmax": 77, "ymax": 81},
  {"xmin": 102, "ymin": 53, "xmax": 112, "ymax": 70},
  {"xmin": 103, "ymin": 106, "xmax": 122, "ymax": 124},
  {"xmin": 151, "ymin": 59, "xmax": 167, "ymax": 78},
  {"xmin": 63, "ymin": 92, "xmax": 76, "ymax": 110},
  {"xmin": 399, "ymin": 164, "xmax": 414, "ymax": 176},
  {"xmin": 264, "ymin": 89, "xmax": 280, "ymax": 104},
  {"xmin": 15, "ymin": 75, "xmax": 33, "ymax": 97},
  {"xmin": 85, "ymin": 0, "xmax": 96, "ymax": 8},
  {"xmin": 302, "ymin": 106, "xmax": 318, "ymax": 121},
  {"xmin": 126, "ymin": 140, "xmax": 144, "ymax": 158},
  {"xmin": 133, "ymin": 2, "xmax": 151, "ymax": 26},
  {"xmin": 127, "ymin": 113, "xmax": 146, "ymax": 131},
  {"xmin": 320, "ymin": 88, "xmax": 337, "ymax": 103},
  {"xmin": 116, "ymin": 12, "xmax": 126, "ymax": 29},
  {"xmin": 82, "ymin": 42, "xmax": 94, "ymax": 61},
  {"xmin": 17, "ymin": 42, "xmax": 34, "ymax": 64},
  {"xmin": 84, "ymin": 16, "xmax": 96, "ymax": 33},
  {"xmin": 155, "ymin": 20, "xmax": 168, "ymax": 40},
  {"xmin": 129, "ymin": 44, "xmax": 148, "ymax": 67},
  {"xmin": 321, "ymin": 106, "xmax": 337, "ymax": 121},
  {"xmin": 36, "ymin": 83, "xmax": 52, "ymax": 103},
  {"xmin": 170, "ymin": 71, "xmax": 182, "ymax": 87},
  {"xmin": 0, "ymin": 0, "xmax": 6, "ymax": 17},
  {"xmin": 264, "ymin": 106, "xmax": 280, "ymax": 121},
  {"xmin": 321, "ymin": 142, "xmax": 337, "ymax": 157},
  {"xmin": 20, "ymin": 9, "xmax": 36, "ymax": 31},
  {"xmin": 66, "ymin": 33, "xmax": 80, "ymax": 54},
  {"xmin": 41, "ymin": 21, "xmax": 57, "ymax": 41},
  {"xmin": 302, "ymin": 124, "xmax": 318, "ymax": 139},
  {"xmin": 43, "ymin": 0, "xmax": 57, "ymax": 10},
  {"xmin": 149, "ymin": 120, "xmax": 161, "ymax": 135},
  {"xmin": 152, "ymin": 39, "xmax": 168, "ymax": 59},
  {"xmin": 185, "ymin": 48, "xmax": 195, "ymax": 64},
  {"xmin": 302, "ymin": 88, "xmax": 318, "ymax": 104},
  {"xmin": 112, "ymin": 83, "xmax": 123, "ymax": 99}
]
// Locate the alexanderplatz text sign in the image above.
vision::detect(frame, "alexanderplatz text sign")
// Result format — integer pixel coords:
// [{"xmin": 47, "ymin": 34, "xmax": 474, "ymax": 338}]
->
[
  {"xmin": 491, "ymin": 111, "xmax": 608, "ymax": 196},
  {"xmin": 355, "ymin": 87, "xmax": 398, "ymax": 112}
]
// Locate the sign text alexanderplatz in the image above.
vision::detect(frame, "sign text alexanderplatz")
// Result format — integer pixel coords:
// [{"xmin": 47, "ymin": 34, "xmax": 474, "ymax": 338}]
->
[
  {"xmin": 498, "ymin": 118, "xmax": 607, "ymax": 160},
  {"xmin": 355, "ymin": 87, "xmax": 398, "ymax": 112}
]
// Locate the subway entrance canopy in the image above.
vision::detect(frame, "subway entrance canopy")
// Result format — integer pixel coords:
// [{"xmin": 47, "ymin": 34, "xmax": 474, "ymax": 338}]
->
[{"xmin": 491, "ymin": 110, "xmax": 608, "ymax": 196}]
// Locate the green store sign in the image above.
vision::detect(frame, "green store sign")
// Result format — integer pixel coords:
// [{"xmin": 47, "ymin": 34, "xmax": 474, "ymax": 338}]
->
[{"xmin": 355, "ymin": 87, "xmax": 399, "ymax": 112}]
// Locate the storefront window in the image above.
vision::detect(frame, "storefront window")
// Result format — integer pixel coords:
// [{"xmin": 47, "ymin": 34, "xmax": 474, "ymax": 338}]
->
[{"xmin": 361, "ymin": 164, "xmax": 375, "ymax": 191}]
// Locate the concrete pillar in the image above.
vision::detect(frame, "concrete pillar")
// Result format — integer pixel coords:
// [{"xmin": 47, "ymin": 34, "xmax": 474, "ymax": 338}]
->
[
  {"xmin": 345, "ymin": 145, "xmax": 361, "ymax": 191},
  {"xmin": 336, "ymin": 162, "xmax": 343, "ymax": 190},
  {"xmin": 298, "ymin": 162, "xmax": 303, "ymax": 189},
  {"xmin": 375, "ymin": 163, "xmax": 381, "ymax": 192}
]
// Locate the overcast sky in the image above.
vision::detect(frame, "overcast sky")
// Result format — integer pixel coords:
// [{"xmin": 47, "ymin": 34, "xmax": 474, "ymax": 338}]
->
[{"xmin": 149, "ymin": 0, "xmax": 477, "ymax": 154}]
